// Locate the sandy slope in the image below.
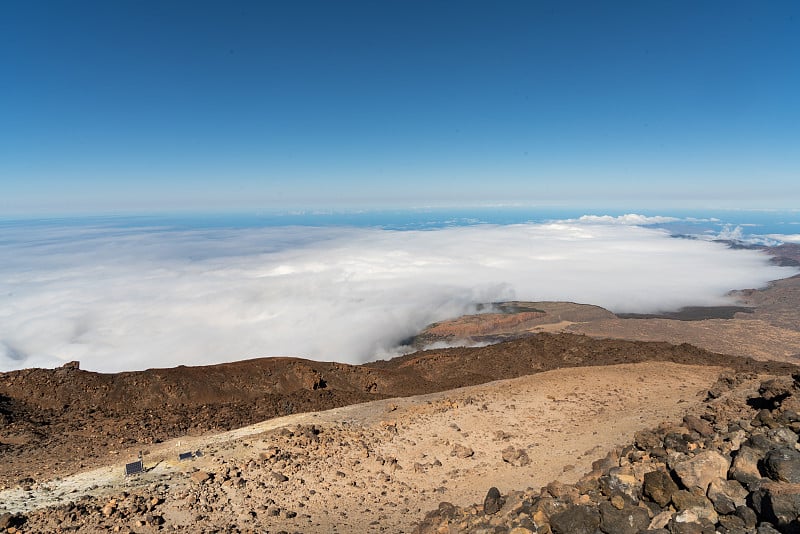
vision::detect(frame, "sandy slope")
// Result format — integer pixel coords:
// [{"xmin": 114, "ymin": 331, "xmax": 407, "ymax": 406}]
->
[{"xmin": 1, "ymin": 361, "xmax": 728, "ymax": 532}]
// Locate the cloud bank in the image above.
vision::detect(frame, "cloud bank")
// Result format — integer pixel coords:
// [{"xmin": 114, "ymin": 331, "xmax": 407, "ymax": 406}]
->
[{"xmin": 0, "ymin": 220, "xmax": 795, "ymax": 372}]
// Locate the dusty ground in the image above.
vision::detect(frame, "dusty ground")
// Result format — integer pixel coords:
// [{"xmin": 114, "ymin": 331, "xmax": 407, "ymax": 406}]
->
[{"xmin": 1, "ymin": 361, "xmax": 735, "ymax": 532}]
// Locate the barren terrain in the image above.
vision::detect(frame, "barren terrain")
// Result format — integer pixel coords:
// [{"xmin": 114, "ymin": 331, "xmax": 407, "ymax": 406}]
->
[{"xmin": 413, "ymin": 245, "xmax": 800, "ymax": 364}]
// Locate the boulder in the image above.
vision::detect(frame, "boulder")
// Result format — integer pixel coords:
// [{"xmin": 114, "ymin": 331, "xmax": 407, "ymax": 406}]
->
[
  {"xmin": 598, "ymin": 500, "xmax": 649, "ymax": 534},
  {"xmin": 673, "ymin": 451, "xmax": 730, "ymax": 495},
  {"xmin": 644, "ymin": 470, "xmax": 680, "ymax": 507},
  {"xmin": 671, "ymin": 490, "xmax": 718, "ymax": 524},
  {"xmin": 735, "ymin": 504, "xmax": 758, "ymax": 529},
  {"xmin": 635, "ymin": 429, "xmax": 663, "ymax": 450},
  {"xmin": 717, "ymin": 513, "xmax": 746, "ymax": 531},
  {"xmin": 707, "ymin": 477, "xmax": 747, "ymax": 515},
  {"xmin": 598, "ymin": 470, "xmax": 640, "ymax": 500},
  {"xmin": 549, "ymin": 504, "xmax": 600, "ymax": 534},
  {"xmin": 730, "ymin": 445, "xmax": 765, "ymax": 485},
  {"xmin": 759, "ymin": 378, "xmax": 793, "ymax": 407},
  {"xmin": 762, "ymin": 447, "xmax": 800, "ymax": 483},
  {"xmin": 750, "ymin": 481, "xmax": 800, "ymax": 531}
]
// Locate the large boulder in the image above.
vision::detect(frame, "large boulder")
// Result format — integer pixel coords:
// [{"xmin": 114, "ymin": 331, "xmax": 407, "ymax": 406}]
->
[
  {"xmin": 673, "ymin": 451, "xmax": 730, "ymax": 495},
  {"xmin": 549, "ymin": 504, "xmax": 601, "ymax": 534},
  {"xmin": 750, "ymin": 481, "xmax": 800, "ymax": 532},
  {"xmin": 671, "ymin": 490, "xmax": 718, "ymax": 524},
  {"xmin": 730, "ymin": 446, "xmax": 764, "ymax": 485},
  {"xmin": 707, "ymin": 477, "xmax": 748, "ymax": 515},
  {"xmin": 762, "ymin": 447, "xmax": 800, "ymax": 483},
  {"xmin": 598, "ymin": 500, "xmax": 650, "ymax": 534},
  {"xmin": 644, "ymin": 470, "xmax": 680, "ymax": 507}
]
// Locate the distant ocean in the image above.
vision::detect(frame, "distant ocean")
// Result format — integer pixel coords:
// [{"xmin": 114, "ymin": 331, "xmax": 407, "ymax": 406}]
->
[{"xmin": 2, "ymin": 207, "xmax": 799, "ymax": 243}]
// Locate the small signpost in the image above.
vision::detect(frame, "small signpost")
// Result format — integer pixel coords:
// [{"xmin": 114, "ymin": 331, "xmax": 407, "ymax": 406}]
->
[
  {"xmin": 124, "ymin": 460, "xmax": 144, "ymax": 476},
  {"xmin": 124, "ymin": 450, "xmax": 145, "ymax": 476}
]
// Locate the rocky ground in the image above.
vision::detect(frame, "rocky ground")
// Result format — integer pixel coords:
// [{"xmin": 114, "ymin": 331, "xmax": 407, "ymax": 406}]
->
[
  {"xmin": 0, "ymin": 361, "xmax": 742, "ymax": 533},
  {"xmin": 417, "ymin": 372, "xmax": 800, "ymax": 534},
  {"xmin": 414, "ymin": 278, "xmax": 800, "ymax": 363}
]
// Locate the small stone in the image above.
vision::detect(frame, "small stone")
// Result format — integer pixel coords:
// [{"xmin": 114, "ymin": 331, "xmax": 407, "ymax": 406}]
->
[
  {"xmin": 452, "ymin": 444, "xmax": 474, "ymax": 459},
  {"xmin": 501, "ymin": 446, "xmax": 531, "ymax": 467},
  {"xmin": 649, "ymin": 509, "xmax": 674, "ymax": 530},
  {"xmin": 270, "ymin": 471, "xmax": 289, "ymax": 483},
  {"xmin": 610, "ymin": 494, "xmax": 625, "ymax": 510},
  {"xmin": 190, "ymin": 471, "xmax": 210, "ymax": 484}
]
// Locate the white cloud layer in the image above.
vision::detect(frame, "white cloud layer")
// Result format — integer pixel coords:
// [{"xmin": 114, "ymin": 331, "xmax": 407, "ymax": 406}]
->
[
  {"xmin": 767, "ymin": 234, "xmax": 800, "ymax": 244},
  {"xmin": 567, "ymin": 214, "xmax": 681, "ymax": 225},
  {"xmin": 0, "ymin": 220, "xmax": 796, "ymax": 372}
]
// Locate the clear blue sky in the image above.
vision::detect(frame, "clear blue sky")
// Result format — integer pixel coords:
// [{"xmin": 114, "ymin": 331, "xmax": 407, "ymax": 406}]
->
[{"xmin": 1, "ymin": 0, "xmax": 798, "ymax": 214}]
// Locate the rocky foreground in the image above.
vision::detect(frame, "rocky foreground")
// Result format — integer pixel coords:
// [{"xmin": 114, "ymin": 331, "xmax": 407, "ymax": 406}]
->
[
  {"xmin": 418, "ymin": 373, "xmax": 800, "ymax": 534},
  {"xmin": 0, "ymin": 361, "xmax": 796, "ymax": 533}
]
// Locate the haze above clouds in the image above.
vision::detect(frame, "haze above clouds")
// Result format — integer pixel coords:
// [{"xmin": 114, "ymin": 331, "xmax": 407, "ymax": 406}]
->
[{"xmin": 1, "ymin": 219, "xmax": 795, "ymax": 373}]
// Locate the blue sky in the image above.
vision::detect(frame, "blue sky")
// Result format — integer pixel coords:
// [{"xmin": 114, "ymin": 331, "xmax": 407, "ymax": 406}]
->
[{"xmin": 1, "ymin": 0, "xmax": 798, "ymax": 214}]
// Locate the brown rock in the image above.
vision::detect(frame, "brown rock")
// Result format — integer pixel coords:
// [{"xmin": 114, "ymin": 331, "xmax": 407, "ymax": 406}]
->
[
  {"xmin": 683, "ymin": 415, "xmax": 714, "ymax": 437},
  {"xmin": 451, "ymin": 444, "xmax": 474, "ymax": 459},
  {"xmin": 598, "ymin": 501, "xmax": 650, "ymax": 534},
  {"xmin": 673, "ymin": 451, "xmax": 729, "ymax": 495},
  {"xmin": 549, "ymin": 505, "xmax": 600, "ymax": 534},
  {"xmin": 483, "ymin": 487, "xmax": 504, "ymax": 515},
  {"xmin": 707, "ymin": 477, "xmax": 747, "ymax": 515},
  {"xmin": 502, "ymin": 446, "xmax": 531, "ymax": 467},
  {"xmin": 729, "ymin": 445, "xmax": 764, "ymax": 485},
  {"xmin": 190, "ymin": 471, "xmax": 210, "ymax": 484},
  {"xmin": 643, "ymin": 470, "xmax": 679, "ymax": 507}
]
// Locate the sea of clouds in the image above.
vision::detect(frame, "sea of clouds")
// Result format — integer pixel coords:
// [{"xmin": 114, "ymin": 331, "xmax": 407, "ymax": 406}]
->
[{"xmin": 0, "ymin": 216, "xmax": 796, "ymax": 373}]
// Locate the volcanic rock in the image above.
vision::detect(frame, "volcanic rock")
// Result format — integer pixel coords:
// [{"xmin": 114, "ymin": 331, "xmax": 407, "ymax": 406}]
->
[
  {"xmin": 673, "ymin": 451, "xmax": 730, "ymax": 495},
  {"xmin": 483, "ymin": 487, "xmax": 504, "ymax": 515},
  {"xmin": 762, "ymin": 447, "xmax": 800, "ymax": 483},
  {"xmin": 644, "ymin": 470, "xmax": 680, "ymax": 507}
]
